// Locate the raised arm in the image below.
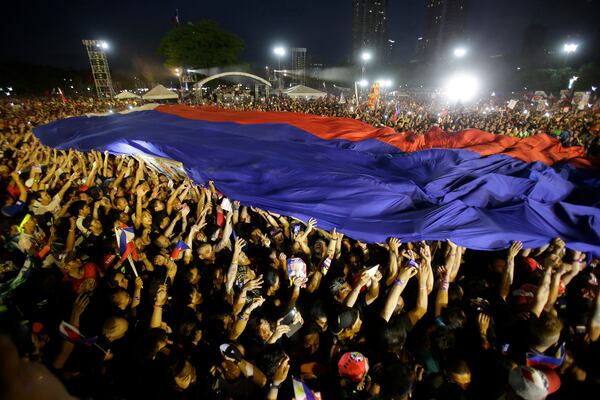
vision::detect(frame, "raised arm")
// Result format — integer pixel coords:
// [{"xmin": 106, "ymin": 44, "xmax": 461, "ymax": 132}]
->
[
  {"xmin": 214, "ymin": 211, "xmax": 233, "ymax": 252},
  {"xmin": 134, "ymin": 185, "xmax": 148, "ymax": 230},
  {"xmin": 385, "ymin": 238, "xmax": 401, "ymax": 286},
  {"xmin": 229, "ymin": 296, "xmax": 265, "ymax": 341},
  {"xmin": 226, "ymin": 238, "xmax": 245, "ymax": 295},
  {"xmin": 500, "ymin": 241, "xmax": 522, "ymax": 300},
  {"xmin": 407, "ymin": 259, "xmax": 430, "ymax": 326},
  {"xmin": 345, "ymin": 271, "xmax": 371, "ymax": 308},
  {"xmin": 380, "ymin": 264, "xmax": 418, "ymax": 322},
  {"xmin": 10, "ymin": 171, "xmax": 28, "ymax": 203},
  {"xmin": 150, "ymin": 284, "xmax": 168, "ymax": 329}
]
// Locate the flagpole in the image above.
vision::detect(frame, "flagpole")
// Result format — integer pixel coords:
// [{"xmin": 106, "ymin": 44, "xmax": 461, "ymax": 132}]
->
[{"xmin": 93, "ymin": 342, "xmax": 109, "ymax": 355}]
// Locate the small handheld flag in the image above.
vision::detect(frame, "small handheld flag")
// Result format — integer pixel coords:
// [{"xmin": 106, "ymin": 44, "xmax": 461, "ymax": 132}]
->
[
  {"xmin": 526, "ymin": 344, "xmax": 565, "ymax": 369},
  {"xmin": 292, "ymin": 376, "xmax": 317, "ymax": 400},
  {"xmin": 114, "ymin": 224, "xmax": 139, "ymax": 277},
  {"xmin": 58, "ymin": 320, "xmax": 97, "ymax": 344},
  {"xmin": 170, "ymin": 239, "xmax": 190, "ymax": 259}
]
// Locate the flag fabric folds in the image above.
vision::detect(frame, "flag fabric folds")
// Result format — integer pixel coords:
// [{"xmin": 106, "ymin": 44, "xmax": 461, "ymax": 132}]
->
[
  {"xmin": 59, "ymin": 320, "xmax": 97, "ymax": 344},
  {"xmin": 114, "ymin": 225, "xmax": 137, "ymax": 266},
  {"xmin": 171, "ymin": 239, "xmax": 190, "ymax": 259},
  {"xmin": 292, "ymin": 376, "xmax": 317, "ymax": 400},
  {"xmin": 33, "ymin": 105, "xmax": 600, "ymax": 256}
]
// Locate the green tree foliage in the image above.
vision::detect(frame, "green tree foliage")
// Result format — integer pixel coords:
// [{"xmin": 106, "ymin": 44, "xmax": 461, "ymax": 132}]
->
[{"xmin": 158, "ymin": 21, "xmax": 245, "ymax": 68}]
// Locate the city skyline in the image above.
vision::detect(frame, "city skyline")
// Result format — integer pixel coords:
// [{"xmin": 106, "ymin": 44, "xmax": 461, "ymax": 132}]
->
[{"xmin": 0, "ymin": 0, "xmax": 598, "ymax": 77}]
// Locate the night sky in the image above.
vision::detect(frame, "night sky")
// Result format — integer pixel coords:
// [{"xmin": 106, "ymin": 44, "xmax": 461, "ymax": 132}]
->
[{"xmin": 1, "ymin": 0, "xmax": 598, "ymax": 77}]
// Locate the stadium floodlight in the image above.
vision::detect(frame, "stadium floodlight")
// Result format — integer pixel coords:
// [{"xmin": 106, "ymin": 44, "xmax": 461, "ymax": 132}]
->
[
  {"xmin": 273, "ymin": 47, "xmax": 286, "ymax": 57},
  {"xmin": 99, "ymin": 41, "xmax": 109, "ymax": 50},
  {"xmin": 378, "ymin": 79, "xmax": 392, "ymax": 88},
  {"xmin": 563, "ymin": 43, "xmax": 578, "ymax": 54},
  {"xmin": 453, "ymin": 47, "xmax": 467, "ymax": 58},
  {"xmin": 361, "ymin": 51, "xmax": 372, "ymax": 62},
  {"xmin": 444, "ymin": 73, "xmax": 479, "ymax": 102},
  {"xmin": 358, "ymin": 79, "xmax": 369, "ymax": 87}
]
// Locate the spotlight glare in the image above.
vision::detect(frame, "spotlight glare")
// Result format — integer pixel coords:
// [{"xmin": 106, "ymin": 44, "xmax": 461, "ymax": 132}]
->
[
  {"xmin": 454, "ymin": 47, "xmax": 467, "ymax": 57},
  {"xmin": 444, "ymin": 73, "xmax": 480, "ymax": 102}
]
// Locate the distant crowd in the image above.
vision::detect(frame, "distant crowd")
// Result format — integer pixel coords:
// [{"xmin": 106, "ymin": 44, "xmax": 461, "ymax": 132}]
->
[
  {"xmin": 0, "ymin": 95, "xmax": 598, "ymax": 400},
  {"xmin": 218, "ymin": 95, "xmax": 599, "ymax": 156}
]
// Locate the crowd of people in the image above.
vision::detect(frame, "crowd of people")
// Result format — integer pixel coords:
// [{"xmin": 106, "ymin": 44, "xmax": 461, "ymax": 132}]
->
[
  {"xmin": 219, "ymin": 94, "xmax": 599, "ymax": 156},
  {"xmin": 0, "ymin": 95, "xmax": 599, "ymax": 400}
]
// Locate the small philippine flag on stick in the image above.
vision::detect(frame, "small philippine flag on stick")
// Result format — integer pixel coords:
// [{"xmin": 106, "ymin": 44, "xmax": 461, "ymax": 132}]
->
[{"xmin": 171, "ymin": 239, "xmax": 190, "ymax": 259}]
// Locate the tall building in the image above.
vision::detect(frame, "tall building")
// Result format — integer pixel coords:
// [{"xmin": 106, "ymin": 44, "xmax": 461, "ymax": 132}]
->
[
  {"xmin": 290, "ymin": 47, "xmax": 307, "ymax": 85},
  {"xmin": 417, "ymin": 0, "xmax": 469, "ymax": 62},
  {"xmin": 520, "ymin": 24, "xmax": 548, "ymax": 67},
  {"xmin": 352, "ymin": 0, "xmax": 388, "ymax": 62}
]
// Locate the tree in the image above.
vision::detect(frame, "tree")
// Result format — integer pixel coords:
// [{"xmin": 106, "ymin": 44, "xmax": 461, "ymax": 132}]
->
[{"xmin": 158, "ymin": 21, "xmax": 245, "ymax": 68}]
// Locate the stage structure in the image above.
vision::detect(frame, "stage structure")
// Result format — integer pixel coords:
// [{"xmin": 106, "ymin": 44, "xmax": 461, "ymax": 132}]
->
[{"xmin": 82, "ymin": 40, "xmax": 115, "ymax": 99}]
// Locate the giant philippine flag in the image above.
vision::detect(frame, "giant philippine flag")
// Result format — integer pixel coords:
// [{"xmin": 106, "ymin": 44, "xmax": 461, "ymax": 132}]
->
[{"xmin": 33, "ymin": 105, "xmax": 600, "ymax": 255}]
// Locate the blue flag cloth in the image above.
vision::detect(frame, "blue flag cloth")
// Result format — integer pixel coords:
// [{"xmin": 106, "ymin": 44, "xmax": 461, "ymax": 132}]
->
[{"xmin": 33, "ymin": 105, "xmax": 600, "ymax": 255}]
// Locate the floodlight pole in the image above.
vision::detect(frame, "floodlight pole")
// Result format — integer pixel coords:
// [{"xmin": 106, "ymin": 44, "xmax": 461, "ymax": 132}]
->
[{"xmin": 82, "ymin": 40, "xmax": 115, "ymax": 99}]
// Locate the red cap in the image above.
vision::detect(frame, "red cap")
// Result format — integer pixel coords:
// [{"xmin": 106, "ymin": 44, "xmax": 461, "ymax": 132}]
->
[
  {"xmin": 512, "ymin": 283, "xmax": 537, "ymax": 311},
  {"xmin": 32, "ymin": 322, "xmax": 44, "ymax": 334},
  {"xmin": 509, "ymin": 366, "xmax": 560, "ymax": 400},
  {"xmin": 78, "ymin": 185, "xmax": 89, "ymax": 192},
  {"xmin": 522, "ymin": 257, "xmax": 540, "ymax": 273},
  {"xmin": 338, "ymin": 352, "xmax": 368, "ymax": 382}
]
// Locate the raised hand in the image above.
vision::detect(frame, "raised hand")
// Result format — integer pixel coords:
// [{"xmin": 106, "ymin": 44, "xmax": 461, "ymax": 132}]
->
[
  {"xmin": 234, "ymin": 238, "xmax": 246, "ymax": 259},
  {"xmin": 72, "ymin": 292, "xmax": 90, "ymax": 319},
  {"xmin": 155, "ymin": 284, "xmax": 168, "ymax": 306},
  {"xmin": 247, "ymin": 296, "xmax": 265, "ymax": 312},
  {"xmin": 477, "ymin": 313, "xmax": 491, "ymax": 336},
  {"xmin": 134, "ymin": 276, "xmax": 143, "ymax": 290},
  {"xmin": 272, "ymin": 355, "xmax": 291, "ymax": 385},
  {"xmin": 508, "ymin": 241, "xmax": 523, "ymax": 259},
  {"xmin": 419, "ymin": 241, "xmax": 432, "ymax": 263},
  {"xmin": 136, "ymin": 185, "xmax": 149, "ymax": 197},
  {"xmin": 388, "ymin": 237, "xmax": 401, "ymax": 254},
  {"xmin": 398, "ymin": 263, "xmax": 419, "ymax": 282},
  {"xmin": 243, "ymin": 275, "xmax": 264, "ymax": 292}
]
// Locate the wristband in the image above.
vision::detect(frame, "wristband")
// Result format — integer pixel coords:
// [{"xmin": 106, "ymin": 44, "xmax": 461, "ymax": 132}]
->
[
  {"xmin": 394, "ymin": 278, "xmax": 405, "ymax": 286},
  {"xmin": 134, "ymin": 295, "xmax": 141, "ymax": 301},
  {"xmin": 153, "ymin": 304, "xmax": 163, "ymax": 309},
  {"xmin": 440, "ymin": 279, "xmax": 450, "ymax": 291},
  {"xmin": 269, "ymin": 382, "xmax": 281, "ymax": 390},
  {"xmin": 238, "ymin": 313, "xmax": 249, "ymax": 321}
]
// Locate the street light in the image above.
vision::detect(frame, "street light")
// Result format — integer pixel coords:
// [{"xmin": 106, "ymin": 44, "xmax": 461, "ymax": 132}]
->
[
  {"xmin": 563, "ymin": 43, "xmax": 578, "ymax": 54},
  {"xmin": 273, "ymin": 47, "xmax": 286, "ymax": 89},
  {"xmin": 360, "ymin": 51, "xmax": 372, "ymax": 80},
  {"xmin": 454, "ymin": 47, "xmax": 467, "ymax": 58}
]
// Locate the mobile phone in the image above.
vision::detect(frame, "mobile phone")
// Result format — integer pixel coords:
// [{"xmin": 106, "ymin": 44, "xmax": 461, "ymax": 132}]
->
[
  {"xmin": 292, "ymin": 224, "xmax": 301, "ymax": 235},
  {"xmin": 282, "ymin": 308, "xmax": 303, "ymax": 337},
  {"xmin": 282, "ymin": 308, "xmax": 298, "ymax": 326},
  {"xmin": 221, "ymin": 198, "xmax": 232, "ymax": 212}
]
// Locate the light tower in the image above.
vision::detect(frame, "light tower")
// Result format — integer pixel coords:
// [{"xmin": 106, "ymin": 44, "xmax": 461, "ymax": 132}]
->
[{"xmin": 82, "ymin": 40, "xmax": 115, "ymax": 98}]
